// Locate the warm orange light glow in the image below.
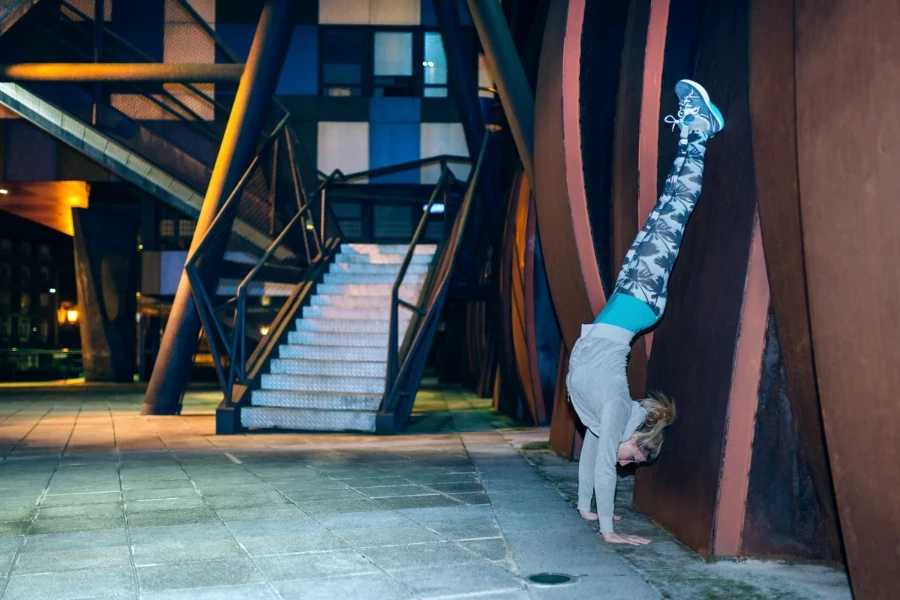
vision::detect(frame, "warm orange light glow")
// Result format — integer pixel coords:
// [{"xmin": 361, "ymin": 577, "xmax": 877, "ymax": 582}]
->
[
  {"xmin": 58, "ymin": 303, "xmax": 80, "ymax": 325},
  {"xmin": 259, "ymin": 326, "xmax": 270, "ymax": 336},
  {"xmin": 0, "ymin": 189, "xmax": 8, "ymax": 195}
]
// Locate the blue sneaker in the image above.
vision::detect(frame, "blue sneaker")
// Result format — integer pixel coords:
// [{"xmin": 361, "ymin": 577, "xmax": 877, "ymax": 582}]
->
[{"xmin": 664, "ymin": 79, "xmax": 725, "ymax": 136}]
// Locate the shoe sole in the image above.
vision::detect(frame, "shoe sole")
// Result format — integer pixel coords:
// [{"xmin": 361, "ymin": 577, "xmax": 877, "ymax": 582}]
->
[{"xmin": 679, "ymin": 79, "xmax": 725, "ymax": 131}]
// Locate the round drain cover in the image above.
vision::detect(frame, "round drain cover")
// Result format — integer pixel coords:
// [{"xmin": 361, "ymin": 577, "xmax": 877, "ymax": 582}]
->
[{"xmin": 526, "ymin": 573, "xmax": 578, "ymax": 586}]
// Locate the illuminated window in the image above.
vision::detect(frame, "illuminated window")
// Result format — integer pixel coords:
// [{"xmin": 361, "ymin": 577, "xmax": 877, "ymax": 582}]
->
[
  {"xmin": 423, "ymin": 32, "xmax": 448, "ymax": 98},
  {"xmin": 374, "ymin": 32, "xmax": 413, "ymax": 77},
  {"xmin": 178, "ymin": 220, "xmax": 196, "ymax": 238},
  {"xmin": 160, "ymin": 219, "xmax": 175, "ymax": 237},
  {"xmin": 20, "ymin": 293, "xmax": 30, "ymax": 311}
]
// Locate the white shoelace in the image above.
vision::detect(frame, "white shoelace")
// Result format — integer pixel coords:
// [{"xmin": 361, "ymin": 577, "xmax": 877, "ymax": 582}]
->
[{"xmin": 664, "ymin": 93, "xmax": 701, "ymax": 131}]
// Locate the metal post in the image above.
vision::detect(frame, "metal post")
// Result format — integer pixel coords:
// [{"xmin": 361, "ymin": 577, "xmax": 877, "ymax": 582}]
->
[
  {"xmin": 465, "ymin": 0, "xmax": 535, "ymax": 185},
  {"xmin": 142, "ymin": 0, "xmax": 295, "ymax": 415},
  {"xmin": 434, "ymin": 0, "xmax": 503, "ymax": 237},
  {"xmin": 91, "ymin": 0, "xmax": 103, "ymax": 125}
]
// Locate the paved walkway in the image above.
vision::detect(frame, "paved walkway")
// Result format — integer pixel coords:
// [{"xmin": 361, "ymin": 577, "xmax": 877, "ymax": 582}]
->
[{"xmin": 0, "ymin": 382, "xmax": 850, "ymax": 599}]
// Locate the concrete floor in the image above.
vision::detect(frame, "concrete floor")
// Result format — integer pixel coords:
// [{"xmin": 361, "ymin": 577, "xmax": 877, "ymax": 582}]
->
[{"xmin": 0, "ymin": 382, "xmax": 850, "ymax": 600}]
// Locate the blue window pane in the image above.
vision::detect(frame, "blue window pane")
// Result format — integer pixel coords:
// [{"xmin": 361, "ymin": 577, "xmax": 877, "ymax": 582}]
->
[
  {"xmin": 278, "ymin": 26, "xmax": 318, "ymax": 95},
  {"xmin": 424, "ymin": 32, "xmax": 448, "ymax": 85},
  {"xmin": 369, "ymin": 98, "xmax": 421, "ymax": 123},
  {"xmin": 216, "ymin": 24, "xmax": 254, "ymax": 61},
  {"xmin": 323, "ymin": 63, "xmax": 362, "ymax": 84},
  {"xmin": 424, "ymin": 87, "xmax": 448, "ymax": 97},
  {"xmin": 374, "ymin": 32, "xmax": 413, "ymax": 76},
  {"xmin": 370, "ymin": 123, "xmax": 420, "ymax": 183}
]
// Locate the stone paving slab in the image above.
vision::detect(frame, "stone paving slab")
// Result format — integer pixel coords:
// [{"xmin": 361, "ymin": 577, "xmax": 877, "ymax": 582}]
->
[{"xmin": 0, "ymin": 383, "xmax": 851, "ymax": 599}]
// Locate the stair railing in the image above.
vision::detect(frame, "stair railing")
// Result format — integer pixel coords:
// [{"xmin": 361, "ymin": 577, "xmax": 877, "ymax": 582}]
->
[
  {"xmin": 187, "ymin": 151, "xmax": 478, "ymax": 408},
  {"xmin": 382, "ymin": 133, "xmax": 493, "ymax": 420},
  {"xmin": 186, "ymin": 116, "xmax": 341, "ymax": 405}
]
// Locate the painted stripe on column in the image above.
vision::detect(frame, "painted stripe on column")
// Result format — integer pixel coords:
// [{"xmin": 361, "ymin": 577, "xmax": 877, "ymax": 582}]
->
[
  {"xmin": 713, "ymin": 212, "xmax": 770, "ymax": 557},
  {"xmin": 638, "ymin": 0, "xmax": 670, "ymax": 355}
]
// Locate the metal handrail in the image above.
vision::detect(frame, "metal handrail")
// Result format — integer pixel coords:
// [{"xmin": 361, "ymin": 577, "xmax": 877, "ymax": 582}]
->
[
  {"xmin": 56, "ymin": 1, "xmax": 227, "ymax": 135},
  {"xmin": 186, "ymin": 147, "xmax": 476, "ymax": 405},
  {"xmin": 382, "ymin": 133, "xmax": 492, "ymax": 414}
]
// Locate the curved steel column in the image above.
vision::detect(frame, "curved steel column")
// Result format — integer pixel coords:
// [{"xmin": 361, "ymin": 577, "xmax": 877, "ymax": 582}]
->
[{"xmin": 533, "ymin": 0, "xmax": 603, "ymax": 349}]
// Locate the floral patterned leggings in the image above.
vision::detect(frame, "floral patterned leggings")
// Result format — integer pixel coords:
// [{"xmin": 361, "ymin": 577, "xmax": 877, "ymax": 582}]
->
[{"xmin": 613, "ymin": 129, "xmax": 708, "ymax": 321}]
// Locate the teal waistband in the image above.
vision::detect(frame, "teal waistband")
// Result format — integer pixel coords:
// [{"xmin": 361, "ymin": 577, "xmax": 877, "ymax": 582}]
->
[{"xmin": 593, "ymin": 293, "xmax": 658, "ymax": 334}]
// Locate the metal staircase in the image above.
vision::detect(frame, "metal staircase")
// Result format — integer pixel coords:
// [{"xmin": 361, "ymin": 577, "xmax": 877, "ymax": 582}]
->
[
  {"xmin": 241, "ymin": 244, "xmax": 436, "ymax": 432},
  {"xmin": 0, "ymin": 0, "xmax": 41, "ymax": 36}
]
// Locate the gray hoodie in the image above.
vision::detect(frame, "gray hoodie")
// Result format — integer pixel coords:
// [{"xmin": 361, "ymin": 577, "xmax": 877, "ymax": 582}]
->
[{"xmin": 566, "ymin": 323, "xmax": 647, "ymax": 532}]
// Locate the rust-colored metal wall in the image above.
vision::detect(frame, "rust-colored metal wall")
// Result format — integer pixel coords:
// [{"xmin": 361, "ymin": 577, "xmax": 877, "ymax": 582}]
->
[
  {"xmin": 794, "ymin": 0, "xmax": 900, "ymax": 595},
  {"xmin": 747, "ymin": 0, "xmax": 842, "ymax": 558},
  {"xmin": 632, "ymin": 0, "xmax": 761, "ymax": 556},
  {"xmin": 526, "ymin": 0, "xmax": 844, "ymax": 564}
]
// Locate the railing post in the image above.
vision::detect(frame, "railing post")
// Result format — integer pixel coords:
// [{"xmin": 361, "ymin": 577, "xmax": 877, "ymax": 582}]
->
[{"xmin": 91, "ymin": 0, "xmax": 104, "ymax": 125}]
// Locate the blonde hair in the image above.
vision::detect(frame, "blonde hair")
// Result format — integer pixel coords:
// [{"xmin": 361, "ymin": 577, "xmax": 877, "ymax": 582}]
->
[{"xmin": 633, "ymin": 392, "xmax": 676, "ymax": 460}]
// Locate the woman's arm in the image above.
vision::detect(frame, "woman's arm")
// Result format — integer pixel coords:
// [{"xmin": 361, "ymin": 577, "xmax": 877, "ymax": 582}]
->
[{"xmin": 595, "ymin": 403, "xmax": 651, "ymax": 545}]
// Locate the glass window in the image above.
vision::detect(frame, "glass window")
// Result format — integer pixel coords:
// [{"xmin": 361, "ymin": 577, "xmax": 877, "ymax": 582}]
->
[
  {"xmin": 20, "ymin": 266, "xmax": 31, "ymax": 282},
  {"xmin": 0, "ymin": 290, "xmax": 10, "ymax": 306},
  {"xmin": 424, "ymin": 87, "xmax": 448, "ymax": 98},
  {"xmin": 0, "ymin": 239, "xmax": 10, "ymax": 255},
  {"xmin": 40, "ymin": 266, "xmax": 50, "ymax": 283},
  {"xmin": 1, "ymin": 316, "xmax": 11, "ymax": 338},
  {"xmin": 160, "ymin": 219, "xmax": 175, "ymax": 237},
  {"xmin": 20, "ymin": 293, "xmax": 30, "ymax": 311},
  {"xmin": 40, "ymin": 293, "xmax": 50, "ymax": 308},
  {"xmin": 20, "ymin": 242, "xmax": 32, "ymax": 258},
  {"xmin": 374, "ymin": 32, "xmax": 413, "ymax": 76},
  {"xmin": 178, "ymin": 220, "xmax": 196, "ymax": 238},
  {"xmin": 321, "ymin": 30, "xmax": 364, "ymax": 96},
  {"xmin": 38, "ymin": 244, "xmax": 51, "ymax": 260},
  {"xmin": 0, "ymin": 263, "xmax": 11, "ymax": 284},
  {"xmin": 40, "ymin": 319, "xmax": 50, "ymax": 343},
  {"xmin": 423, "ymin": 32, "xmax": 448, "ymax": 85}
]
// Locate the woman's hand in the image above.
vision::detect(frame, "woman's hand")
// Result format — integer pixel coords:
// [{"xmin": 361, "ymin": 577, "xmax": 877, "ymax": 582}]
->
[{"xmin": 601, "ymin": 532, "xmax": 651, "ymax": 545}]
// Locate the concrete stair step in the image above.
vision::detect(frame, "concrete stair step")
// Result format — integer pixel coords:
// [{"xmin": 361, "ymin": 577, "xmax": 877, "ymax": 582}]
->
[
  {"xmin": 279, "ymin": 344, "xmax": 386, "ymax": 361},
  {"xmin": 328, "ymin": 262, "xmax": 429, "ymax": 275},
  {"xmin": 335, "ymin": 253, "xmax": 433, "ymax": 265},
  {"xmin": 241, "ymin": 406, "xmax": 376, "ymax": 433},
  {"xmin": 293, "ymin": 318, "xmax": 409, "ymax": 334},
  {"xmin": 316, "ymin": 283, "xmax": 421, "ymax": 297},
  {"xmin": 309, "ymin": 295, "xmax": 394, "ymax": 309},
  {"xmin": 261, "ymin": 373, "xmax": 384, "ymax": 394},
  {"xmin": 302, "ymin": 306, "xmax": 401, "ymax": 320},
  {"xmin": 269, "ymin": 359, "xmax": 387, "ymax": 377},
  {"xmin": 340, "ymin": 243, "xmax": 436, "ymax": 255},
  {"xmin": 287, "ymin": 331, "xmax": 390, "ymax": 347},
  {"xmin": 322, "ymin": 271, "xmax": 426, "ymax": 285},
  {"xmin": 251, "ymin": 390, "xmax": 382, "ymax": 410}
]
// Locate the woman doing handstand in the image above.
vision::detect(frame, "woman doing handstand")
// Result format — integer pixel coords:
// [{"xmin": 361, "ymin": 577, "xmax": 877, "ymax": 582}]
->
[{"xmin": 566, "ymin": 80, "xmax": 725, "ymax": 546}]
